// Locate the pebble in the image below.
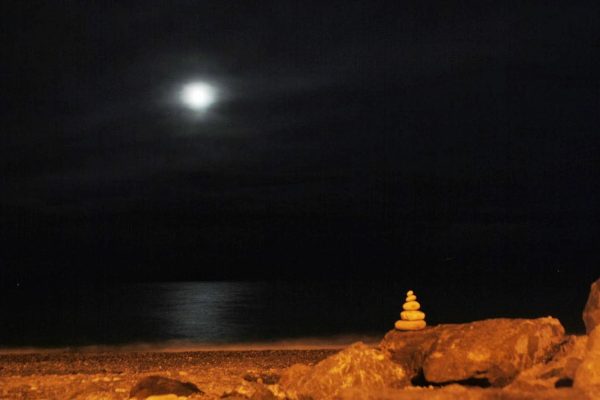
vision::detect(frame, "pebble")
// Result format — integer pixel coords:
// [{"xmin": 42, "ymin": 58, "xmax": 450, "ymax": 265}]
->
[
  {"xmin": 403, "ymin": 301, "xmax": 421, "ymax": 311},
  {"xmin": 394, "ymin": 320, "xmax": 427, "ymax": 330},
  {"xmin": 401, "ymin": 310, "xmax": 426, "ymax": 321}
]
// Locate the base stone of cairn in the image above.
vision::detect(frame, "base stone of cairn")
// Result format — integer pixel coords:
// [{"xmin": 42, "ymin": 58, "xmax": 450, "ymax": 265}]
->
[{"xmin": 394, "ymin": 290, "xmax": 426, "ymax": 331}]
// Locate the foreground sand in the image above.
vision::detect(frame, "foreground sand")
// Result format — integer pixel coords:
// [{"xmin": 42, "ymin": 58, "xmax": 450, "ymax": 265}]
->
[{"xmin": 0, "ymin": 348, "xmax": 337, "ymax": 399}]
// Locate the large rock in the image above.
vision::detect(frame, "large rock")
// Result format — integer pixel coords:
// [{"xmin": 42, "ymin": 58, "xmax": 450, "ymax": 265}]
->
[
  {"xmin": 129, "ymin": 375, "xmax": 202, "ymax": 399},
  {"xmin": 381, "ymin": 317, "xmax": 565, "ymax": 387},
  {"xmin": 280, "ymin": 342, "xmax": 407, "ymax": 399},
  {"xmin": 380, "ymin": 326, "xmax": 441, "ymax": 378},
  {"xmin": 509, "ymin": 335, "xmax": 587, "ymax": 390},
  {"xmin": 583, "ymin": 278, "xmax": 600, "ymax": 334},
  {"xmin": 423, "ymin": 318, "xmax": 565, "ymax": 386},
  {"xmin": 574, "ymin": 326, "xmax": 600, "ymax": 396}
]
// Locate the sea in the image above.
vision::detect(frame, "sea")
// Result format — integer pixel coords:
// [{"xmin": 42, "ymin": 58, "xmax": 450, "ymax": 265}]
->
[{"xmin": 0, "ymin": 279, "xmax": 588, "ymax": 349}]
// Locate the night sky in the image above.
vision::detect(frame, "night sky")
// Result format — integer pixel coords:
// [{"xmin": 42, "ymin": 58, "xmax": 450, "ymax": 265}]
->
[{"xmin": 2, "ymin": 1, "xmax": 598, "ymax": 284}]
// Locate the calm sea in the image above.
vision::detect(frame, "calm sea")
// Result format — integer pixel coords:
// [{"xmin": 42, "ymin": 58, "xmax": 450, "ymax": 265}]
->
[{"xmin": 0, "ymin": 279, "xmax": 587, "ymax": 348}]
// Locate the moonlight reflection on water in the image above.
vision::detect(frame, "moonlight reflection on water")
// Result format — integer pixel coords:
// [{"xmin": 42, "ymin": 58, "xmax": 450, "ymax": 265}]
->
[{"xmin": 155, "ymin": 282, "xmax": 255, "ymax": 342}]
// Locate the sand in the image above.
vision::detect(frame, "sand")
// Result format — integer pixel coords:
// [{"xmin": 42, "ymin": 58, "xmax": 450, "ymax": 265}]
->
[{"xmin": 0, "ymin": 348, "xmax": 338, "ymax": 399}]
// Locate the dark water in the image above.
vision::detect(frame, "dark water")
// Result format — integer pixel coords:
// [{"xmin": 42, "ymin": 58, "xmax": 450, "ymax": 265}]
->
[{"xmin": 0, "ymin": 278, "xmax": 589, "ymax": 348}]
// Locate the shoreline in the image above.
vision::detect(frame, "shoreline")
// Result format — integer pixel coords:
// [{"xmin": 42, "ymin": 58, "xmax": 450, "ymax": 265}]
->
[{"xmin": 0, "ymin": 335, "xmax": 381, "ymax": 355}]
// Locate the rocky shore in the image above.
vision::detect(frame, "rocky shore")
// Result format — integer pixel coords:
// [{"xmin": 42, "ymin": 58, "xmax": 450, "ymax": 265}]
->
[
  {"xmin": 0, "ymin": 349, "xmax": 336, "ymax": 399},
  {"xmin": 2, "ymin": 277, "xmax": 599, "ymax": 399}
]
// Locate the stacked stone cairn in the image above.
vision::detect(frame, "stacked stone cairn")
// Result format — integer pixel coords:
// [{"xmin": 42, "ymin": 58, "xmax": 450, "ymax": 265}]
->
[{"xmin": 394, "ymin": 290, "xmax": 426, "ymax": 331}]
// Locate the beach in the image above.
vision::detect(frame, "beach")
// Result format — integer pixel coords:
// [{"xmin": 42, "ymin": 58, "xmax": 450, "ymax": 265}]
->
[{"xmin": 0, "ymin": 347, "xmax": 337, "ymax": 399}]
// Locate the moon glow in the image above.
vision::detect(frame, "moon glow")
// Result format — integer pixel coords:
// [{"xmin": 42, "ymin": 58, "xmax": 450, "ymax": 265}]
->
[{"xmin": 180, "ymin": 82, "xmax": 216, "ymax": 111}]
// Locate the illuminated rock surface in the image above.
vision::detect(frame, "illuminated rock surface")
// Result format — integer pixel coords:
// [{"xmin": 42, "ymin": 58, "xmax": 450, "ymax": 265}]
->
[
  {"xmin": 395, "ymin": 290, "xmax": 427, "ymax": 331},
  {"xmin": 382, "ymin": 317, "xmax": 566, "ymax": 387},
  {"xmin": 401, "ymin": 311, "xmax": 426, "ymax": 321},
  {"xmin": 129, "ymin": 375, "xmax": 202, "ymax": 399},
  {"xmin": 279, "ymin": 342, "xmax": 408, "ymax": 399},
  {"xmin": 395, "ymin": 320, "xmax": 427, "ymax": 330},
  {"xmin": 583, "ymin": 277, "xmax": 600, "ymax": 334},
  {"xmin": 402, "ymin": 301, "xmax": 421, "ymax": 311},
  {"xmin": 575, "ymin": 326, "xmax": 600, "ymax": 397},
  {"xmin": 509, "ymin": 334, "xmax": 587, "ymax": 390}
]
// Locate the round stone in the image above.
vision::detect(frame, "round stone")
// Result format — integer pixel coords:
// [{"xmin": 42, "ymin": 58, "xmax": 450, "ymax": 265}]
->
[
  {"xmin": 403, "ymin": 301, "xmax": 421, "ymax": 311},
  {"xmin": 401, "ymin": 310, "xmax": 425, "ymax": 321},
  {"xmin": 395, "ymin": 319, "xmax": 427, "ymax": 331},
  {"xmin": 405, "ymin": 295, "xmax": 417, "ymax": 302},
  {"xmin": 406, "ymin": 290, "xmax": 414, "ymax": 296}
]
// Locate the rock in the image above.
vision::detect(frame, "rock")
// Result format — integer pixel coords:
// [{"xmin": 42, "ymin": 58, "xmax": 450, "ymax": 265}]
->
[
  {"xmin": 395, "ymin": 320, "xmax": 427, "ymax": 330},
  {"xmin": 221, "ymin": 394, "xmax": 247, "ymax": 400},
  {"xmin": 574, "ymin": 326, "xmax": 600, "ymax": 395},
  {"xmin": 242, "ymin": 371, "xmax": 280, "ymax": 385},
  {"xmin": 583, "ymin": 278, "xmax": 600, "ymax": 334},
  {"xmin": 279, "ymin": 363, "xmax": 312, "ymax": 388},
  {"xmin": 509, "ymin": 335, "xmax": 587, "ymax": 390},
  {"xmin": 401, "ymin": 311, "xmax": 426, "ymax": 321},
  {"xmin": 423, "ymin": 318, "xmax": 564, "ymax": 387},
  {"xmin": 381, "ymin": 317, "xmax": 565, "ymax": 387},
  {"xmin": 129, "ymin": 375, "xmax": 202, "ymax": 399},
  {"xmin": 403, "ymin": 301, "xmax": 421, "ymax": 311},
  {"xmin": 381, "ymin": 326, "xmax": 441, "ymax": 379},
  {"xmin": 280, "ymin": 342, "xmax": 407, "ymax": 399},
  {"xmin": 249, "ymin": 385, "xmax": 277, "ymax": 400}
]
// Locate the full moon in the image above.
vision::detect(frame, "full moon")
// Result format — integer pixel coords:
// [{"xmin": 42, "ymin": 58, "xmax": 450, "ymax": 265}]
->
[{"xmin": 180, "ymin": 82, "xmax": 216, "ymax": 111}]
